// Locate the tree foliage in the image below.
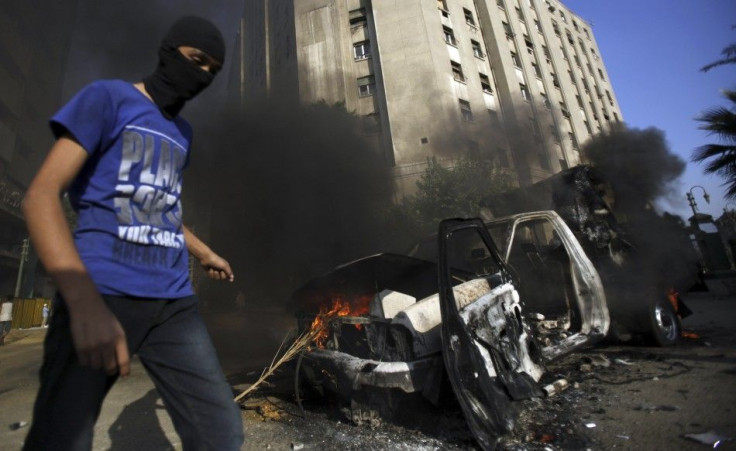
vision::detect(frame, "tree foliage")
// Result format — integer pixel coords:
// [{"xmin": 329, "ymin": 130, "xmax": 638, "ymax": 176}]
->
[
  {"xmin": 385, "ymin": 157, "xmax": 514, "ymax": 244},
  {"xmin": 694, "ymin": 30, "xmax": 736, "ymax": 198}
]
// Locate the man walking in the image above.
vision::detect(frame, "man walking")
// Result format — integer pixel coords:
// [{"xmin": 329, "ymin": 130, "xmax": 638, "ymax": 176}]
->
[{"xmin": 22, "ymin": 16, "xmax": 244, "ymax": 450}]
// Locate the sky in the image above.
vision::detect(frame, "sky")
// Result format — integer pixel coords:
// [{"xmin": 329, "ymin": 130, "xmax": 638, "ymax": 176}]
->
[{"xmin": 561, "ymin": 1, "xmax": 736, "ymax": 220}]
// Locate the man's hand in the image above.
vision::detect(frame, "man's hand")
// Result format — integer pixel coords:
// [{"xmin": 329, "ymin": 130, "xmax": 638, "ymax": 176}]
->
[
  {"xmin": 67, "ymin": 293, "xmax": 130, "ymax": 377},
  {"xmin": 200, "ymin": 252, "xmax": 235, "ymax": 282},
  {"xmin": 182, "ymin": 225, "xmax": 235, "ymax": 282}
]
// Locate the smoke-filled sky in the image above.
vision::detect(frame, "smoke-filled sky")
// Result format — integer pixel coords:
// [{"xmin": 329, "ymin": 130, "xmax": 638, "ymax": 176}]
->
[{"xmin": 563, "ymin": 0, "xmax": 736, "ymax": 220}]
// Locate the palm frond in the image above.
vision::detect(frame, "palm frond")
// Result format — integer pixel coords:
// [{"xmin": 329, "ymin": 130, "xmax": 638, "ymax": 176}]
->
[{"xmin": 701, "ymin": 43, "xmax": 736, "ymax": 72}]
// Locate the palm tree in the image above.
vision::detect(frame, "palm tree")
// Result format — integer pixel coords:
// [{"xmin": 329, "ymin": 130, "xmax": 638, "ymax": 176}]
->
[
  {"xmin": 693, "ymin": 89, "xmax": 736, "ymax": 198},
  {"xmin": 701, "ymin": 42, "xmax": 736, "ymax": 72}
]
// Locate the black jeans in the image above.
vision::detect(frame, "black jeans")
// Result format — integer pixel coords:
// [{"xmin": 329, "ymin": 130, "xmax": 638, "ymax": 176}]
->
[{"xmin": 23, "ymin": 294, "xmax": 244, "ymax": 450}]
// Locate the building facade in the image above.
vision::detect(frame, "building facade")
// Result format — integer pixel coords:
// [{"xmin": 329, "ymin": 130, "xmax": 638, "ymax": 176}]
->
[
  {"xmin": 0, "ymin": 1, "xmax": 78, "ymax": 297},
  {"xmin": 238, "ymin": 0, "xmax": 623, "ymax": 196}
]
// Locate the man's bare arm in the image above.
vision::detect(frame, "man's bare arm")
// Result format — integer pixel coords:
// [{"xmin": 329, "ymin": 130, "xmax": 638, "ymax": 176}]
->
[
  {"xmin": 183, "ymin": 226, "xmax": 234, "ymax": 282},
  {"xmin": 22, "ymin": 135, "xmax": 130, "ymax": 376}
]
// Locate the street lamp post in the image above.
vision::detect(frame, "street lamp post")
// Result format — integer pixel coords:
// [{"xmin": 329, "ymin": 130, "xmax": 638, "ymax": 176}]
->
[{"xmin": 686, "ymin": 185, "xmax": 711, "ymax": 217}]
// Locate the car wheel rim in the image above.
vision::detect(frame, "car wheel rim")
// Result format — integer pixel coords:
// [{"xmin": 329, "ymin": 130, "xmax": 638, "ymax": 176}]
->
[{"xmin": 654, "ymin": 304, "xmax": 677, "ymax": 341}]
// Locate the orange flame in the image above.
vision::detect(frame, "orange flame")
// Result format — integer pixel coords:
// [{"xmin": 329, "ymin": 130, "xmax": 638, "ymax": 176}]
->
[{"xmin": 308, "ymin": 294, "xmax": 373, "ymax": 348}]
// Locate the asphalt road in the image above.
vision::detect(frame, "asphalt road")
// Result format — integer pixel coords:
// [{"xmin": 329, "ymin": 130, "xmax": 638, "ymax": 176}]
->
[{"xmin": 0, "ymin": 292, "xmax": 734, "ymax": 450}]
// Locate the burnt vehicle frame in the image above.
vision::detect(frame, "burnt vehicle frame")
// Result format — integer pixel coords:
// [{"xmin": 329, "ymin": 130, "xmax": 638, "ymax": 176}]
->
[{"xmin": 296, "ymin": 211, "xmax": 609, "ymax": 444}]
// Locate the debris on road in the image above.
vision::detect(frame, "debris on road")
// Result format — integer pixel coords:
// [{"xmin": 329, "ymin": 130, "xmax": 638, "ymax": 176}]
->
[
  {"xmin": 542, "ymin": 379, "xmax": 569, "ymax": 397},
  {"xmin": 9, "ymin": 421, "xmax": 28, "ymax": 431},
  {"xmin": 683, "ymin": 430, "xmax": 731, "ymax": 448}
]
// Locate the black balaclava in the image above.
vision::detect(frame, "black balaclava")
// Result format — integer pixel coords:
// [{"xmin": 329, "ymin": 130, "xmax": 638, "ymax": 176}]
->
[{"xmin": 143, "ymin": 16, "xmax": 226, "ymax": 119}]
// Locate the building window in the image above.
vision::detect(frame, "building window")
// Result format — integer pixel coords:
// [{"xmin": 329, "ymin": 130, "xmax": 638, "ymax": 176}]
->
[
  {"xmin": 540, "ymin": 92, "xmax": 550, "ymax": 108},
  {"xmin": 550, "ymin": 125, "xmax": 560, "ymax": 142},
  {"xmin": 560, "ymin": 102, "xmax": 570, "ymax": 117},
  {"xmin": 479, "ymin": 73, "xmax": 493, "ymax": 93},
  {"xmin": 584, "ymin": 120, "xmax": 592, "ymax": 134},
  {"xmin": 573, "ymin": 20, "xmax": 579, "ymax": 31},
  {"xmin": 349, "ymin": 8, "xmax": 367, "ymax": 27},
  {"xmin": 443, "ymin": 26, "xmax": 457, "ymax": 46},
  {"xmin": 437, "ymin": 0, "xmax": 448, "ymax": 11},
  {"xmin": 503, "ymin": 22, "xmax": 513, "ymax": 38},
  {"xmin": 497, "ymin": 0, "xmax": 505, "ymax": 9},
  {"xmin": 511, "ymin": 51, "xmax": 521, "ymax": 67},
  {"xmin": 524, "ymin": 35, "xmax": 534, "ymax": 53},
  {"xmin": 559, "ymin": 158, "xmax": 569, "ymax": 170},
  {"xmin": 542, "ymin": 45, "xmax": 551, "ymax": 59},
  {"xmin": 451, "ymin": 61, "xmax": 465, "ymax": 82},
  {"xmin": 598, "ymin": 68, "xmax": 605, "ymax": 81},
  {"xmin": 534, "ymin": 20, "xmax": 542, "ymax": 33},
  {"xmin": 489, "ymin": 109, "xmax": 501, "ymax": 127},
  {"xmin": 551, "ymin": 73, "xmax": 560, "ymax": 88},
  {"xmin": 464, "ymin": 8, "xmax": 475, "ymax": 26},
  {"xmin": 471, "ymin": 40, "xmax": 485, "ymax": 58},
  {"xmin": 532, "ymin": 62, "xmax": 542, "ymax": 78},
  {"xmin": 569, "ymin": 132, "xmax": 579, "ymax": 149},
  {"xmin": 520, "ymin": 83, "xmax": 530, "ymax": 101},
  {"xmin": 516, "ymin": 7, "xmax": 525, "ymax": 22},
  {"xmin": 353, "ymin": 41, "xmax": 370, "ymax": 60},
  {"xmin": 358, "ymin": 75, "xmax": 376, "ymax": 97},
  {"xmin": 459, "ymin": 99, "xmax": 473, "ymax": 121}
]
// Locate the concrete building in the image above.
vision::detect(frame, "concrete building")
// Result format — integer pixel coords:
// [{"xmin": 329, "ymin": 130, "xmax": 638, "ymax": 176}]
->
[
  {"xmin": 237, "ymin": 0, "xmax": 624, "ymax": 196},
  {"xmin": 0, "ymin": 1, "xmax": 78, "ymax": 297}
]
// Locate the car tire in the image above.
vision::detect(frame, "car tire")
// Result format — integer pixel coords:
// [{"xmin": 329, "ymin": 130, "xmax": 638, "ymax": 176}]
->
[{"xmin": 645, "ymin": 299, "xmax": 681, "ymax": 346}]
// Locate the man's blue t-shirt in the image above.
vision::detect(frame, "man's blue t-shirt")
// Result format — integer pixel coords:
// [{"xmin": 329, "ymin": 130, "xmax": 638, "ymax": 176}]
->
[{"xmin": 51, "ymin": 80, "xmax": 194, "ymax": 298}]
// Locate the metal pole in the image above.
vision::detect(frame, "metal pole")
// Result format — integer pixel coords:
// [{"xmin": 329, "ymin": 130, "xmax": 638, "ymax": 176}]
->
[{"xmin": 14, "ymin": 238, "xmax": 29, "ymax": 298}]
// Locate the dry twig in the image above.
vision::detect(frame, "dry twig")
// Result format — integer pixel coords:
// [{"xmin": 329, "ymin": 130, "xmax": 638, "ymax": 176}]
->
[{"xmin": 233, "ymin": 321, "xmax": 327, "ymax": 403}]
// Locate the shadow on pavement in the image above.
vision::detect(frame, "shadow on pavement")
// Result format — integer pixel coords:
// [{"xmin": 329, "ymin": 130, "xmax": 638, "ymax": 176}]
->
[{"xmin": 108, "ymin": 388, "xmax": 175, "ymax": 450}]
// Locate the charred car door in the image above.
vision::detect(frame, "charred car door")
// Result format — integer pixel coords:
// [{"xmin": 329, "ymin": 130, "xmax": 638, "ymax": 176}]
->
[
  {"xmin": 437, "ymin": 213, "xmax": 609, "ymax": 448},
  {"xmin": 437, "ymin": 218, "xmax": 545, "ymax": 449}
]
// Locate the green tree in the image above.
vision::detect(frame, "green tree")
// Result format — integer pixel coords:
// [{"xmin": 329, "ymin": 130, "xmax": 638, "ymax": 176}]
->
[
  {"xmin": 386, "ymin": 157, "xmax": 513, "ymax": 244},
  {"xmin": 693, "ymin": 89, "xmax": 736, "ymax": 198}
]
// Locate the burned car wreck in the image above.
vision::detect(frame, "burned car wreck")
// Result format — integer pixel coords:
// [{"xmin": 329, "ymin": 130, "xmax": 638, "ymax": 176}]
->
[{"xmin": 294, "ymin": 211, "xmax": 610, "ymax": 447}]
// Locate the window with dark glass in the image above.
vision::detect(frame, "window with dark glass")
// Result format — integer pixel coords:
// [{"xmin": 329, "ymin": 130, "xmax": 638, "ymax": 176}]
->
[
  {"xmin": 353, "ymin": 41, "xmax": 370, "ymax": 60},
  {"xmin": 471, "ymin": 40, "xmax": 484, "ymax": 58},
  {"xmin": 479, "ymin": 73, "xmax": 493, "ymax": 93},
  {"xmin": 358, "ymin": 75, "xmax": 376, "ymax": 97},
  {"xmin": 349, "ymin": 8, "xmax": 367, "ymax": 27},
  {"xmin": 532, "ymin": 62, "xmax": 542, "ymax": 78},
  {"xmin": 520, "ymin": 83, "xmax": 530, "ymax": 101},
  {"xmin": 511, "ymin": 51, "xmax": 521, "ymax": 67},
  {"xmin": 451, "ymin": 61, "xmax": 465, "ymax": 82},
  {"xmin": 459, "ymin": 99, "xmax": 473, "ymax": 121},
  {"xmin": 443, "ymin": 26, "xmax": 457, "ymax": 46},
  {"xmin": 464, "ymin": 8, "xmax": 475, "ymax": 26}
]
